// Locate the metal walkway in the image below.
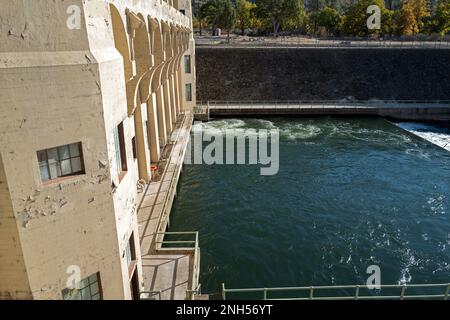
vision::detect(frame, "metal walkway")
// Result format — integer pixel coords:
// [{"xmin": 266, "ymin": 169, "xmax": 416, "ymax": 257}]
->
[
  {"xmin": 137, "ymin": 113, "xmax": 200, "ymax": 300},
  {"xmin": 194, "ymin": 100, "xmax": 450, "ymax": 122}
]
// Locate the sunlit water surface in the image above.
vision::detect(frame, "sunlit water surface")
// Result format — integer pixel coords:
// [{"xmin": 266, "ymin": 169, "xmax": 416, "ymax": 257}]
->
[{"xmin": 170, "ymin": 117, "xmax": 450, "ymax": 295}]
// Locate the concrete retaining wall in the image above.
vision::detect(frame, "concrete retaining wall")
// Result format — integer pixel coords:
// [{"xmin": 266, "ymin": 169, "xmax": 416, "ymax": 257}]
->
[{"xmin": 196, "ymin": 48, "xmax": 450, "ymax": 102}]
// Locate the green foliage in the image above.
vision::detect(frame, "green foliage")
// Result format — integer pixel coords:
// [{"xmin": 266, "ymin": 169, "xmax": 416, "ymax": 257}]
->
[
  {"xmin": 236, "ymin": 0, "xmax": 257, "ymax": 34},
  {"xmin": 282, "ymin": 11, "xmax": 308, "ymax": 32},
  {"xmin": 201, "ymin": 0, "xmax": 237, "ymax": 32},
  {"xmin": 199, "ymin": 0, "xmax": 448, "ymax": 37},
  {"xmin": 341, "ymin": 0, "xmax": 389, "ymax": 36},
  {"xmin": 396, "ymin": 0, "xmax": 430, "ymax": 35},
  {"xmin": 219, "ymin": 0, "xmax": 237, "ymax": 32},
  {"xmin": 317, "ymin": 7, "xmax": 343, "ymax": 35},
  {"xmin": 426, "ymin": 0, "xmax": 450, "ymax": 35},
  {"xmin": 255, "ymin": 0, "xmax": 304, "ymax": 35}
]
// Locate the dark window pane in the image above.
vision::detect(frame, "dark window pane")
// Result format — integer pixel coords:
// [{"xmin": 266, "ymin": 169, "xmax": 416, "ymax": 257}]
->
[
  {"xmin": 81, "ymin": 287, "xmax": 91, "ymax": 300},
  {"xmin": 88, "ymin": 274, "xmax": 98, "ymax": 284},
  {"xmin": 39, "ymin": 165, "xmax": 50, "ymax": 181},
  {"xmin": 47, "ymin": 148, "xmax": 59, "ymax": 164},
  {"xmin": 69, "ymin": 143, "xmax": 80, "ymax": 157},
  {"xmin": 185, "ymin": 55, "xmax": 191, "ymax": 73},
  {"xmin": 49, "ymin": 163, "xmax": 60, "ymax": 179},
  {"xmin": 185, "ymin": 84, "xmax": 192, "ymax": 102},
  {"xmin": 71, "ymin": 157, "xmax": 82, "ymax": 173},
  {"xmin": 58, "ymin": 145, "xmax": 70, "ymax": 160},
  {"xmin": 37, "ymin": 150, "xmax": 47, "ymax": 164},
  {"xmin": 114, "ymin": 126, "xmax": 122, "ymax": 172},
  {"xmin": 61, "ymin": 159, "xmax": 72, "ymax": 175},
  {"xmin": 90, "ymin": 282, "xmax": 99, "ymax": 296}
]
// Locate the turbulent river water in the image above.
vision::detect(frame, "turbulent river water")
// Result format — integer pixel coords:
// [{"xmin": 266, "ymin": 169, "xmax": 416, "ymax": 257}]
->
[{"xmin": 169, "ymin": 117, "xmax": 450, "ymax": 296}]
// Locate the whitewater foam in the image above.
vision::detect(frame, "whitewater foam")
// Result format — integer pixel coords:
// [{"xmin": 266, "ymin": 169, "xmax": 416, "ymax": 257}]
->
[{"xmin": 397, "ymin": 122, "xmax": 450, "ymax": 152}]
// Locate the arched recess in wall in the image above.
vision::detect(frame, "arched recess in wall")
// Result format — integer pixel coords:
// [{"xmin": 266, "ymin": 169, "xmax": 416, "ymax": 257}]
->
[
  {"xmin": 134, "ymin": 13, "xmax": 152, "ymax": 101},
  {"xmin": 139, "ymin": 18, "xmax": 165, "ymax": 99},
  {"xmin": 109, "ymin": 4, "xmax": 132, "ymax": 81},
  {"xmin": 150, "ymin": 18, "xmax": 164, "ymax": 68},
  {"xmin": 162, "ymin": 21, "xmax": 173, "ymax": 62},
  {"xmin": 134, "ymin": 14, "xmax": 151, "ymax": 76}
]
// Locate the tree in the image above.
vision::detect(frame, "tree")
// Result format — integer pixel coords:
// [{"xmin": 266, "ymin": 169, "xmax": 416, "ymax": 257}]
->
[
  {"xmin": 255, "ymin": 0, "xmax": 304, "ymax": 36},
  {"xmin": 217, "ymin": 0, "xmax": 237, "ymax": 41},
  {"xmin": 201, "ymin": 0, "xmax": 222, "ymax": 32},
  {"xmin": 317, "ymin": 7, "xmax": 343, "ymax": 35},
  {"xmin": 427, "ymin": 0, "xmax": 450, "ymax": 35},
  {"xmin": 236, "ymin": 0, "xmax": 257, "ymax": 35},
  {"xmin": 397, "ymin": 0, "xmax": 430, "ymax": 35},
  {"xmin": 396, "ymin": 1, "xmax": 417, "ymax": 34},
  {"xmin": 201, "ymin": 0, "xmax": 236, "ymax": 41},
  {"xmin": 341, "ymin": 0, "xmax": 389, "ymax": 36}
]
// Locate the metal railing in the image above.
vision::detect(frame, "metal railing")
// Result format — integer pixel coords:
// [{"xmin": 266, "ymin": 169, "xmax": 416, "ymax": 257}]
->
[
  {"xmin": 154, "ymin": 231, "xmax": 201, "ymax": 300},
  {"xmin": 139, "ymin": 290, "xmax": 162, "ymax": 300},
  {"xmin": 187, "ymin": 284, "xmax": 202, "ymax": 300},
  {"xmin": 140, "ymin": 113, "xmax": 201, "ymax": 300},
  {"xmin": 197, "ymin": 100, "xmax": 450, "ymax": 109},
  {"xmin": 221, "ymin": 283, "xmax": 450, "ymax": 300},
  {"xmin": 151, "ymin": 113, "xmax": 192, "ymax": 245},
  {"xmin": 196, "ymin": 37, "xmax": 450, "ymax": 49},
  {"xmin": 154, "ymin": 231, "xmax": 199, "ymax": 250}
]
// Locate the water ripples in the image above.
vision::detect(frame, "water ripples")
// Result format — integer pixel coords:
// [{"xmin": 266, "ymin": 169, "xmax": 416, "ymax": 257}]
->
[{"xmin": 171, "ymin": 117, "xmax": 450, "ymax": 292}]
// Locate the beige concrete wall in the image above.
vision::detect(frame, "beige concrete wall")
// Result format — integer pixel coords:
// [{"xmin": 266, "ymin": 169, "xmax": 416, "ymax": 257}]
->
[
  {"xmin": 0, "ymin": 60, "xmax": 125, "ymax": 299},
  {"xmin": 183, "ymin": 38, "xmax": 197, "ymax": 111},
  {"xmin": 0, "ymin": 154, "xmax": 32, "ymax": 299},
  {"xmin": 0, "ymin": 0, "xmax": 195, "ymax": 300},
  {"xmin": 180, "ymin": 0, "xmax": 196, "ymax": 111}
]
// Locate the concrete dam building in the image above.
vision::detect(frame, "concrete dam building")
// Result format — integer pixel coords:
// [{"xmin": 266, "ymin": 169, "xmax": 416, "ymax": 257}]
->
[{"xmin": 0, "ymin": 0, "xmax": 196, "ymax": 300}]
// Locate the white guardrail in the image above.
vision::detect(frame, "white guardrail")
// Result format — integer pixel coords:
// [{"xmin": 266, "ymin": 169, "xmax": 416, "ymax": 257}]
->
[
  {"xmin": 197, "ymin": 100, "xmax": 450, "ymax": 109},
  {"xmin": 221, "ymin": 283, "xmax": 450, "ymax": 300}
]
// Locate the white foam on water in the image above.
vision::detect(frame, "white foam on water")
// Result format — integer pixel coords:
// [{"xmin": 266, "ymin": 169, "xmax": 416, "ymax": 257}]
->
[
  {"xmin": 253, "ymin": 119, "xmax": 277, "ymax": 129},
  {"xmin": 279, "ymin": 123, "xmax": 322, "ymax": 140},
  {"xmin": 397, "ymin": 122, "xmax": 450, "ymax": 152}
]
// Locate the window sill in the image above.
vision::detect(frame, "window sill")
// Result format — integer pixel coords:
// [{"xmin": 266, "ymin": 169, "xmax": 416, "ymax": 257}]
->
[{"xmin": 41, "ymin": 173, "xmax": 86, "ymax": 188}]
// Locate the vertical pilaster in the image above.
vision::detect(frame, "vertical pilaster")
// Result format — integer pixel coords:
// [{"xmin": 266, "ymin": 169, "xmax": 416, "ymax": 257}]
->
[
  {"xmin": 163, "ymin": 80, "xmax": 173, "ymax": 135},
  {"xmin": 147, "ymin": 94, "xmax": 160, "ymax": 162},
  {"xmin": 134, "ymin": 104, "xmax": 150, "ymax": 182},
  {"xmin": 177, "ymin": 67, "xmax": 185, "ymax": 112},
  {"xmin": 156, "ymin": 86, "xmax": 167, "ymax": 146},
  {"xmin": 169, "ymin": 74, "xmax": 177, "ymax": 123}
]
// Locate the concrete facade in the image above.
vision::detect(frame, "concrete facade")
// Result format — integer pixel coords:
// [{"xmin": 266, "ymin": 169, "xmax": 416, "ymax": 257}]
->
[{"xmin": 0, "ymin": 0, "xmax": 196, "ymax": 300}]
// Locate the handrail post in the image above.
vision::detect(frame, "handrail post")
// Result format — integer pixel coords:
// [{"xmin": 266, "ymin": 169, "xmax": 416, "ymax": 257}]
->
[
  {"xmin": 309, "ymin": 287, "xmax": 314, "ymax": 300},
  {"xmin": 263, "ymin": 288, "xmax": 267, "ymax": 300},
  {"xmin": 355, "ymin": 285, "xmax": 360, "ymax": 300},
  {"xmin": 400, "ymin": 285, "xmax": 406, "ymax": 300},
  {"xmin": 444, "ymin": 284, "xmax": 450, "ymax": 300},
  {"xmin": 221, "ymin": 283, "xmax": 226, "ymax": 300}
]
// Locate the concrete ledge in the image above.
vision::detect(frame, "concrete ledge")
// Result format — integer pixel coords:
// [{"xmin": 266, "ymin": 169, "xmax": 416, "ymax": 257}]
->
[{"xmin": 206, "ymin": 104, "xmax": 450, "ymax": 122}]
